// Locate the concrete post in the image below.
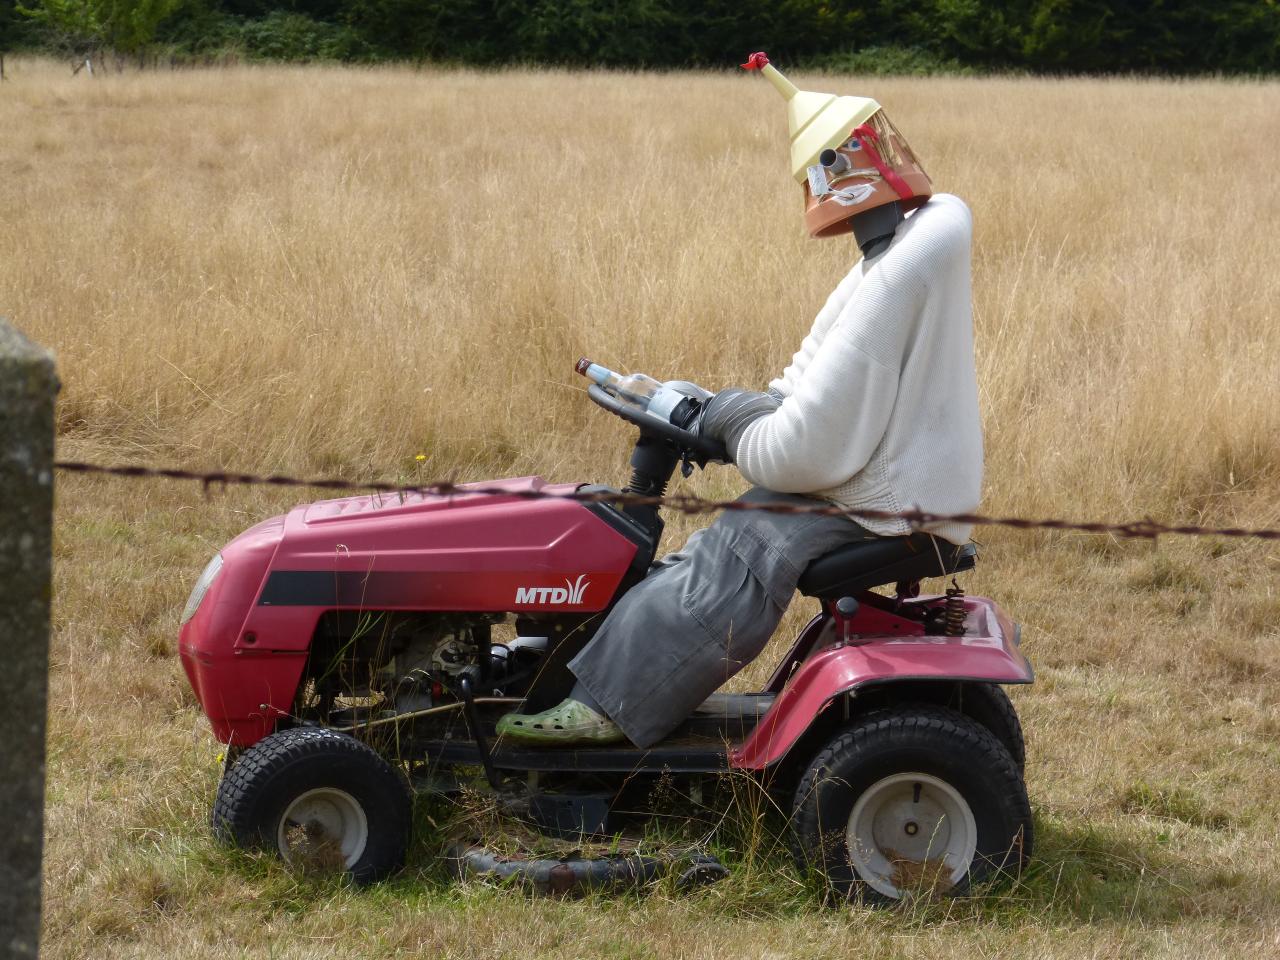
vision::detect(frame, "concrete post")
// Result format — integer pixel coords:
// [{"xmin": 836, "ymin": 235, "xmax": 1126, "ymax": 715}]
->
[{"xmin": 0, "ymin": 320, "xmax": 58, "ymax": 959}]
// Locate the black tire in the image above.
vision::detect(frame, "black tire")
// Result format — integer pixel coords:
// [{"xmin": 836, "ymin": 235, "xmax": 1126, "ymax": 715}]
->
[
  {"xmin": 958, "ymin": 683, "xmax": 1026, "ymax": 772},
  {"xmin": 212, "ymin": 727, "xmax": 412, "ymax": 885},
  {"xmin": 791, "ymin": 705, "xmax": 1032, "ymax": 905}
]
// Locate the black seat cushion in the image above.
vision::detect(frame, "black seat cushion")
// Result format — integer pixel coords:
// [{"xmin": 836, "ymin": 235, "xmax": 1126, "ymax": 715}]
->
[{"xmin": 798, "ymin": 533, "xmax": 976, "ymax": 598}]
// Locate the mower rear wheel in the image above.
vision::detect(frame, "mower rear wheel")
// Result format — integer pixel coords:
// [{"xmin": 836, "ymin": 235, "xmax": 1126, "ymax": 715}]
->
[
  {"xmin": 791, "ymin": 705, "xmax": 1032, "ymax": 905},
  {"xmin": 958, "ymin": 683, "xmax": 1025, "ymax": 772},
  {"xmin": 212, "ymin": 727, "xmax": 411, "ymax": 884}
]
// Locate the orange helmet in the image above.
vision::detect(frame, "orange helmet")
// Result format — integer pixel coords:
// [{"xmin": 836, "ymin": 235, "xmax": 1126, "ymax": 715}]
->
[{"xmin": 741, "ymin": 52, "xmax": 932, "ymax": 239}]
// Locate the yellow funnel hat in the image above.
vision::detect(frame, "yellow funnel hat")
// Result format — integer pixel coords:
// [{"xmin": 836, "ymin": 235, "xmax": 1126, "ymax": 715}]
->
[{"xmin": 741, "ymin": 52, "xmax": 880, "ymax": 183}]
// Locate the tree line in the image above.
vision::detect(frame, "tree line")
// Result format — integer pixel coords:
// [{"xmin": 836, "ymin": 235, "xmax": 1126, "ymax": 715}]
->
[{"xmin": 3, "ymin": 0, "xmax": 1278, "ymax": 74}]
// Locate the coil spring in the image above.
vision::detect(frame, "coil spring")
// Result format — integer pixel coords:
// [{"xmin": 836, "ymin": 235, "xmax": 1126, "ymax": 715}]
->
[{"xmin": 944, "ymin": 579, "xmax": 967, "ymax": 636}]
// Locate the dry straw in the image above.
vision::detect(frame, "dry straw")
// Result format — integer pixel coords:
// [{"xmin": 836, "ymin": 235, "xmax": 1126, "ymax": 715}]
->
[
  {"xmin": 2, "ymin": 61, "xmax": 1277, "ymax": 529},
  {"xmin": 6, "ymin": 60, "xmax": 1280, "ymax": 957}
]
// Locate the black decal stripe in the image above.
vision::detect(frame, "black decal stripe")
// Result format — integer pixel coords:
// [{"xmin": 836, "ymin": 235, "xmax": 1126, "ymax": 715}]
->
[{"xmin": 259, "ymin": 570, "xmax": 437, "ymax": 607}]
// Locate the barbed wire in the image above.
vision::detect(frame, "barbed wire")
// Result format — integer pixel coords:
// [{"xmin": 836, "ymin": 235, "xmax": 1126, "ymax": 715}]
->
[{"xmin": 52, "ymin": 459, "xmax": 1280, "ymax": 542}]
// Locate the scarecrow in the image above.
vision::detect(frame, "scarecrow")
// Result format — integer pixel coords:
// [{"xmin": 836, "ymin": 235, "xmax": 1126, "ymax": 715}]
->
[{"xmin": 499, "ymin": 54, "xmax": 982, "ymax": 747}]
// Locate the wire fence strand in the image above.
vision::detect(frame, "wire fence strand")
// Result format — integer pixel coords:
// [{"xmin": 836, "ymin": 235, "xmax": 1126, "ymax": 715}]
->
[{"xmin": 51, "ymin": 459, "xmax": 1280, "ymax": 542}]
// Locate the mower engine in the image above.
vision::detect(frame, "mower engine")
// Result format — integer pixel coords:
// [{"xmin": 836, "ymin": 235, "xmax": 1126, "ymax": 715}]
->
[{"xmin": 299, "ymin": 611, "xmax": 547, "ymax": 724}]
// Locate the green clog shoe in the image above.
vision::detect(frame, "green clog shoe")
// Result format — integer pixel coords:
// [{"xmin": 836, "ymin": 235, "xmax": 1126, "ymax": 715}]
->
[{"xmin": 496, "ymin": 698, "xmax": 626, "ymax": 746}]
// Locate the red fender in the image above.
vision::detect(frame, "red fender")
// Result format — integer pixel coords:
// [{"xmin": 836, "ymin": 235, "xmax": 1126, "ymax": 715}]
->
[{"xmin": 731, "ymin": 596, "xmax": 1032, "ymax": 770}]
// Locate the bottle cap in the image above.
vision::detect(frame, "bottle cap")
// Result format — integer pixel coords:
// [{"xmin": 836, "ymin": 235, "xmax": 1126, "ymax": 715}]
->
[{"xmin": 575, "ymin": 357, "xmax": 592, "ymax": 376}]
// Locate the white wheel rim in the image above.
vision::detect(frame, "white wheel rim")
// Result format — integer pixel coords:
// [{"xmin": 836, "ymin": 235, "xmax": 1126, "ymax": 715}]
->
[
  {"xmin": 277, "ymin": 787, "xmax": 369, "ymax": 871},
  {"xmin": 846, "ymin": 772, "xmax": 977, "ymax": 899}
]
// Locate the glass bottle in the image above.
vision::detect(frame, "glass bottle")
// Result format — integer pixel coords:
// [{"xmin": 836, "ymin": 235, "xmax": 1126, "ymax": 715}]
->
[{"xmin": 575, "ymin": 357, "xmax": 662, "ymax": 406}]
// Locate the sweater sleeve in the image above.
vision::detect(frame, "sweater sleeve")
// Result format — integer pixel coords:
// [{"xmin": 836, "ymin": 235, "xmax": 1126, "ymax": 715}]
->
[{"xmin": 734, "ymin": 265, "xmax": 921, "ymax": 493}]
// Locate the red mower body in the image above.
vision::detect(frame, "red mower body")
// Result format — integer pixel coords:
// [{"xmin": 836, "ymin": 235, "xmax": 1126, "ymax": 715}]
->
[
  {"xmin": 179, "ymin": 477, "xmax": 640, "ymax": 745},
  {"xmin": 180, "ymin": 473, "xmax": 1032, "ymax": 768}
]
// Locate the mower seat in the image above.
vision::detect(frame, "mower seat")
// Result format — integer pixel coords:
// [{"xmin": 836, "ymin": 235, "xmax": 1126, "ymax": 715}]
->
[{"xmin": 798, "ymin": 533, "xmax": 976, "ymax": 599}]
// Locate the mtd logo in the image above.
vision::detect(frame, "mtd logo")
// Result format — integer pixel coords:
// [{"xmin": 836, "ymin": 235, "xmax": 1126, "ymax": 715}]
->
[{"xmin": 514, "ymin": 574, "xmax": 590, "ymax": 606}]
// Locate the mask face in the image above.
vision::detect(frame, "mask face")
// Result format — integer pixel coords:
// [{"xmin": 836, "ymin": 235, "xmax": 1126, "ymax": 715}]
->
[
  {"xmin": 801, "ymin": 113, "xmax": 934, "ymax": 239},
  {"xmin": 809, "ymin": 140, "xmax": 883, "ymax": 204}
]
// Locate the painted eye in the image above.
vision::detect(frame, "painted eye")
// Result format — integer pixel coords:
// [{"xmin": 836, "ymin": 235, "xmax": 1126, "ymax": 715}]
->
[{"xmin": 845, "ymin": 138, "xmax": 863, "ymax": 151}]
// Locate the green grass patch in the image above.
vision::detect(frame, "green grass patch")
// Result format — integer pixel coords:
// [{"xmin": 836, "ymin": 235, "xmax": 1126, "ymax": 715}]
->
[{"xmin": 1118, "ymin": 782, "xmax": 1231, "ymax": 831}]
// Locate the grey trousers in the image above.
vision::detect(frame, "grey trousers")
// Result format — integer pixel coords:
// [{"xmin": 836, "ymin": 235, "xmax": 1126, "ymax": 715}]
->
[{"xmin": 568, "ymin": 488, "xmax": 876, "ymax": 748}]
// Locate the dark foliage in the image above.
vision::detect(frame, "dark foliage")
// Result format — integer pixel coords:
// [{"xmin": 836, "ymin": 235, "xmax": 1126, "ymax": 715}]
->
[
  {"xmin": 8, "ymin": 0, "xmax": 1280, "ymax": 74},
  {"xmin": 2, "ymin": 0, "xmax": 33, "ymax": 49}
]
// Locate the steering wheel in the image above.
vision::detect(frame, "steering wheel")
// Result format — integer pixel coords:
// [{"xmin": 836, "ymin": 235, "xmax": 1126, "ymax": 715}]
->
[{"xmin": 587, "ymin": 384, "xmax": 727, "ymax": 466}]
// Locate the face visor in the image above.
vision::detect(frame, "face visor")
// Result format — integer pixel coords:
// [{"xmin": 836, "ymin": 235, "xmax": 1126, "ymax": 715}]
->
[{"xmin": 801, "ymin": 111, "xmax": 932, "ymax": 239}]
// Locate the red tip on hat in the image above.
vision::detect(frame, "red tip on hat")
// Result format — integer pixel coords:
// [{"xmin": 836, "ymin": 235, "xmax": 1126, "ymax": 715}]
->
[{"xmin": 740, "ymin": 51, "xmax": 770, "ymax": 70}]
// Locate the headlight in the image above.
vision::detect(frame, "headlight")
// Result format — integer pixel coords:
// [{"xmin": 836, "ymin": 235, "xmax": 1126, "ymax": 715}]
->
[{"xmin": 181, "ymin": 554, "xmax": 224, "ymax": 625}]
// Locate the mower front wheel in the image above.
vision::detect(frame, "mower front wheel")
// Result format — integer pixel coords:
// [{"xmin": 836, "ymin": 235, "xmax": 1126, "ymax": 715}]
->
[
  {"xmin": 791, "ymin": 705, "xmax": 1032, "ymax": 905},
  {"xmin": 212, "ymin": 727, "xmax": 412, "ymax": 884}
]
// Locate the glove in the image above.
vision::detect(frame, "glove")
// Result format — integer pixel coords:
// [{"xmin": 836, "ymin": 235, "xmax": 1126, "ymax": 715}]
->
[
  {"xmin": 680, "ymin": 388, "xmax": 780, "ymax": 463},
  {"xmin": 662, "ymin": 380, "xmax": 713, "ymax": 403},
  {"xmin": 647, "ymin": 380, "xmax": 713, "ymax": 428}
]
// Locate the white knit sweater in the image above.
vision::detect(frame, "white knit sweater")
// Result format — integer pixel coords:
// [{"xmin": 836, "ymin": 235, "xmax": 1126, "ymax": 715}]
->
[{"xmin": 734, "ymin": 193, "xmax": 982, "ymax": 545}]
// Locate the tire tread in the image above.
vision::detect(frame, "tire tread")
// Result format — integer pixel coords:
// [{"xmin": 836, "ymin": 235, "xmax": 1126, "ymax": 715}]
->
[{"xmin": 961, "ymin": 683, "xmax": 1026, "ymax": 771}]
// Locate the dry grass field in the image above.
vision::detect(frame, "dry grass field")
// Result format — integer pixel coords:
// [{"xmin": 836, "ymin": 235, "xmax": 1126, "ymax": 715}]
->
[{"xmin": 3, "ymin": 57, "xmax": 1279, "ymax": 958}]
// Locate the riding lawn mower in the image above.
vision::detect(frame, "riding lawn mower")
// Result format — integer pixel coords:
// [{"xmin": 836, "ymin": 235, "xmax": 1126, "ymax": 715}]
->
[{"xmin": 178, "ymin": 369, "xmax": 1034, "ymax": 903}]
